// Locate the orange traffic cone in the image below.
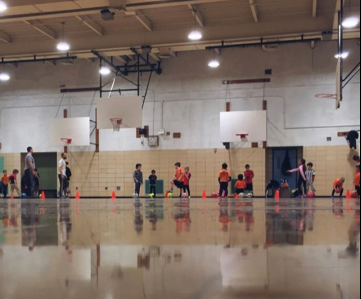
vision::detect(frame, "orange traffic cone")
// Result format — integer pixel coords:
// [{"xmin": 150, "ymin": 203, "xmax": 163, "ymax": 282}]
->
[
  {"xmin": 41, "ymin": 191, "xmax": 46, "ymax": 200},
  {"xmin": 165, "ymin": 191, "xmax": 169, "ymax": 198},
  {"xmin": 11, "ymin": 194, "xmax": 14, "ymax": 200},
  {"xmin": 346, "ymin": 190, "xmax": 352, "ymax": 199},
  {"xmin": 275, "ymin": 190, "xmax": 280, "ymax": 202},
  {"xmin": 202, "ymin": 191, "xmax": 207, "ymax": 199},
  {"xmin": 75, "ymin": 191, "xmax": 80, "ymax": 200},
  {"xmin": 234, "ymin": 192, "xmax": 239, "ymax": 199},
  {"xmin": 112, "ymin": 191, "xmax": 116, "ymax": 200}
]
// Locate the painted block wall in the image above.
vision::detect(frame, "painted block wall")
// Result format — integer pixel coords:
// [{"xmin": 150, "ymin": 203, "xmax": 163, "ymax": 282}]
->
[{"xmin": 0, "ymin": 40, "xmax": 360, "ymax": 153}]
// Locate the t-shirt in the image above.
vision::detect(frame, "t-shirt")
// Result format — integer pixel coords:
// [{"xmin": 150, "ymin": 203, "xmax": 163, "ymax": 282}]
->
[
  {"xmin": 175, "ymin": 167, "xmax": 185, "ymax": 182},
  {"xmin": 305, "ymin": 169, "xmax": 316, "ymax": 182},
  {"xmin": 25, "ymin": 154, "xmax": 35, "ymax": 170},
  {"xmin": 183, "ymin": 172, "xmax": 192, "ymax": 186},
  {"xmin": 355, "ymin": 172, "xmax": 360, "ymax": 187},
  {"xmin": 235, "ymin": 180, "xmax": 247, "ymax": 190},
  {"xmin": 9, "ymin": 174, "xmax": 17, "ymax": 184},
  {"xmin": 149, "ymin": 175, "xmax": 157, "ymax": 185},
  {"xmin": 244, "ymin": 170, "xmax": 255, "ymax": 184},
  {"xmin": 1, "ymin": 175, "xmax": 9, "ymax": 186},
  {"xmin": 219, "ymin": 169, "xmax": 231, "ymax": 183},
  {"xmin": 58, "ymin": 159, "xmax": 66, "ymax": 176},
  {"xmin": 333, "ymin": 178, "xmax": 344, "ymax": 188}
]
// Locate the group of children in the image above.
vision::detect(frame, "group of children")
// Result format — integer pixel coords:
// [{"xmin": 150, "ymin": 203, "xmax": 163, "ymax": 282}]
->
[
  {"xmin": 288, "ymin": 158, "xmax": 360, "ymax": 198},
  {"xmin": 133, "ymin": 162, "xmax": 255, "ymax": 198},
  {"xmin": 1, "ymin": 169, "xmax": 40, "ymax": 199}
]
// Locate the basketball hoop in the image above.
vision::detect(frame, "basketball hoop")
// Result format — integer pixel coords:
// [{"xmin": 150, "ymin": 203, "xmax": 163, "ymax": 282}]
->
[
  {"xmin": 315, "ymin": 94, "xmax": 337, "ymax": 100},
  {"xmin": 110, "ymin": 118, "xmax": 123, "ymax": 132},
  {"xmin": 61, "ymin": 138, "xmax": 73, "ymax": 145},
  {"xmin": 236, "ymin": 133, "xmax": 249, "ymax": 141}
]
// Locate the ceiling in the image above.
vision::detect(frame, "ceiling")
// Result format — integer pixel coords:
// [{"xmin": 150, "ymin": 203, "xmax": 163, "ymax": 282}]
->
[{"xmin": 0, "ymin": 0, "xmax": 360, "ymax": 62}]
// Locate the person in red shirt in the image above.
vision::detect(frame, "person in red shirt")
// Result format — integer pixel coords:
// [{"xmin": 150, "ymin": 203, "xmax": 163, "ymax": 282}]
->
[
  {"xmin": 9, "ymin": 169, "xmax": 21, "ymax": 198},
  {"xmin": 332, "ymin": 177, "xmax": 345, "ymax": 198},
  {"xmin": 219, "ymin": 163, "xmax": 232, "ymax": 197},
  {"xmin": 235, "ymin": 174, "xmax": 247, "ymax": 195},
  {"xmin": 171, "ymin": 162, "xmax": 185, "ymax": 198},
  {"xmin": 183, "ymin": 167, "xmax": 192, "ymax": 198},
  {"xmin": 244, "ymin": 164, "xmax": 255, "ymax": 192},
  {"xmin": 355, "ymin": 165, "xmax": 360, "ymax": 196}
]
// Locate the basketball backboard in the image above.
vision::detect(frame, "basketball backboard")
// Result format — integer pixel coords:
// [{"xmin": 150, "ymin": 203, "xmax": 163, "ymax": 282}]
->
[
  {"xmin": 97, "ymin": 96, "xmax": 143, "ymax": 130},
  {"xmin": 220, "ymin": 111, "xmax": 267, "ymax": 143},
  {"xmin": 49, "ymin": 117, "xmax": 90, "ymax": 147}
]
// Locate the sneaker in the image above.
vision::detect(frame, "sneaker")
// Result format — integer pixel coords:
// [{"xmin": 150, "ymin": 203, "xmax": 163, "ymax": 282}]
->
[{"xmin": 188, "ymin": 196, "xmax": 191, "ymax": 199}]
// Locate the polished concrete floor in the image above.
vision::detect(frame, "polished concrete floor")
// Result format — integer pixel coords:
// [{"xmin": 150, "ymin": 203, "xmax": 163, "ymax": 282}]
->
[{"xmin": 0, "ymin": 197, "xmax": 360, "ymax": 299}]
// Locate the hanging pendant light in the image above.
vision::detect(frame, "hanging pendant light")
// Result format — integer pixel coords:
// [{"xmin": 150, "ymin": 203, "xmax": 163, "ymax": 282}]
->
[
  {"xmin": 0, "ymin": 1, "xmax": 7, "ymax": 12},
  {"xmin": 57, "ymin": 22, "xmax": 70, "ymax": 52},
  {"xmin": 342, "ymin": 0, "xmax": 360, "ymax": 28},
  {"xmin": 188, "ymin": 10, "xmax": 202, "ymax": 41},
  {"xmin": 0, "ymin": 73, "xmax": 10, "ymax": 82}
]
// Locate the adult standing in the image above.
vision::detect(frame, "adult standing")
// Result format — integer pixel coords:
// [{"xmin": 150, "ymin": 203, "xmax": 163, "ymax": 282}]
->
[
  {"xmin": 24, "ymin": 146, "xmax": 37, "ymax": 198},
  {"xmin": 58, "ymin": 153, "xmax": 68, "ymax": 199}
]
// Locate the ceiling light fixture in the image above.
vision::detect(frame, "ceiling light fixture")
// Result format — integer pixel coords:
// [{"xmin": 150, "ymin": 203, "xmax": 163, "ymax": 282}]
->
[
  {"xmin": 99, "ymin": 66, "xmax": 111, "ymax": 76},
  {"xmin": 342, "ymin": 0, "xmax": 360, "ymax": 28},
  {"xmin": 335, "ymin": 52, "xmax": 350, "ymax": 59},
  {"xmin": 188, "ymin": 10, "xmax": 202, "ymax": 41},
  {"xmin": 0, "ymin": 1, "xmax": 7, "ymax": 12},
  {"xmin": 57, "ymin": 22, "xmax": 70, "ymax": 52},
  {"xmin": 342, "ymin": 17, "xmax": 360, "ymax": 28},
  {"xmin": 0, "ymin": 73, "xmax": 10, "ymax": 82},
  {"xmin": 208, "ymin": 59, "xmax": 220, "ymax": 68}
]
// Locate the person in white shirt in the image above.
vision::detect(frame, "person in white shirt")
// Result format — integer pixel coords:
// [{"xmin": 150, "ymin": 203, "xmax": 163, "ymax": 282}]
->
[{"xmin": 58, "ymin": 153, "xmax": 68, "ymax": 199}]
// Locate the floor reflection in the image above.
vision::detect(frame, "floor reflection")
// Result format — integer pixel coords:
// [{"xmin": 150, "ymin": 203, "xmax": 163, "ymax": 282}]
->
[{"xmin": 0, "ymin": 198, "xmax": 359, "ymax": 299}]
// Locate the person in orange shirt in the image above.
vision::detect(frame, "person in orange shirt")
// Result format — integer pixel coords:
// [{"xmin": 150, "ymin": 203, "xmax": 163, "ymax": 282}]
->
[
  {"xmin": 171, "ymin": 162, "xmax": 185, "ymax": 198},
  {"xmin": 218, "ymin": 163, "xmax": 232, "ymax": 197},
  {"xmin": 332, "ymin": 177, "xmax": 346, "ymax": 198},
  {"xmin": 1, "ymin": 170, "xmax": 10, "ymax": 199},
  {"xmin": 235, "ymin": 174, "xmax": 247, "ymax": 195},
  {"xmin": 355, "ymin": 165, "xmax": 360, "ymax": 197}
]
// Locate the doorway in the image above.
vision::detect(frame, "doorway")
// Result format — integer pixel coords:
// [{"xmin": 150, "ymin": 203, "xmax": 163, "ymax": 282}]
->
[
  {"xmin": 272, "ymin": 147, "xmax": 301, "ymax": 190},
  {"xmin": 21, "ymin": 152, "xmax": 58, "ymax": 197}
]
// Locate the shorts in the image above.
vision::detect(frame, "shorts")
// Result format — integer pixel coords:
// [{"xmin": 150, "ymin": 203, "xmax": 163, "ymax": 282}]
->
[
  {"xmin": 235, "ymin": 189, "xmax": 245, "ymax": 194},
  {"xmin": 173, "ymin": 180, "xmax": 184, "ymax": 189}
]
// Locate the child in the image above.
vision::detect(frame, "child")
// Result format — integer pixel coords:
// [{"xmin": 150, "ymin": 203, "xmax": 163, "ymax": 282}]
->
[
  {"xmin": 219, "ymin": 163, "xmax": 232, "ymax": 197},
  {"xmin": 149, "ymin": 170, "xmax": 158, "ymax": 198},
  {"xmin": 355, "ymin": 165, "xmax": 360, "ymax": 197},
  {"xmin": 244, "ymin": 164, "xmax": 255, "ymax": 192},
  {"xmin": 305, "ymin": 162, "xmax": 316, "ymax": 193},
  {"xmin": 183, "ymin": 167, "xmax": 192, "ymax": 198},
  {"xmin": 332, "ymin": 177, "xmax": 346, "ymax": 198},
  {"xmin": 2, "ymin": 170, "xmax": 10, "ymax": 198},
  {"xmin": 171, "ymin": 162, "xmax": 184, "ymax": 198},
  {"xmin": 34, "ymin": 169, "xmax": 40, "ymax": 198},
  {"xmin": 133, "ymin": 164, "xmax": 143, "ymax": 198},
  {"xmin": 235, "ymin": 174, "xmax": 247, "ymax": 195},
  {"xmin": 288, "ymin": 159, "xmax": 307, "ymax": 197},
  {"xmin": 9, "ymin": 169, "xmax": 21, "ymax": 198}
]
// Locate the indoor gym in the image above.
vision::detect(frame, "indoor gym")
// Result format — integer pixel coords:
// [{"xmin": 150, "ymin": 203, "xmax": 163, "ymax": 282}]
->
[{"xmin": 0, "ymin": 0, "xmax": 360, "ymax": 298}]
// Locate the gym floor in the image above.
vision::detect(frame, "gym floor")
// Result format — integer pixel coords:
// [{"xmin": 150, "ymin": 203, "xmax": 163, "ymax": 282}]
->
[{"xmin": 0, "ymin": 197, "xmax": 360, "ymax": 299}]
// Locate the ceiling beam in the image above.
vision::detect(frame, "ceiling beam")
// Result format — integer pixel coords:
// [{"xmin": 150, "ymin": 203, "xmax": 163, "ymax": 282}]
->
[
  {"xmin": 249, "ymin": 0, "xmax": 259, "ymax": 23},
  {"xmin": 0, "ymin": 30, "xmax": 11, "ymax": 43},
  {"xmin": 23, "ymin": 20, "xmax": 57, "ymax": 39},
  {"xmin": 187, "ymin": 4, "xmax": 204, "ymax": 27},
  {"xmin": 312, "ymin": 0, "xmax": 318, "ymax": 18},
  {"xmin": 134, "ymin": 10, "xmax": 153, "ymax": 31},
  {"xmin": 150, "ymin": 53, "xmax": 161, "ymax": 62},
  {"xmin": 75, "ymin": 15, "xmax": 103, "ymax": 36},
  {"xmin": 113, "ymin": 56, "xmax": 129, "ymax": 64}
]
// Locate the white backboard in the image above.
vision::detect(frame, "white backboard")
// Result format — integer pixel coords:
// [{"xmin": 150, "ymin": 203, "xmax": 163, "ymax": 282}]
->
[
  {"xmin": 49, "ymin": 117, "xmax": 90, "ymax": 147},
  {"xmin": 97, "ymin": 96, "xmax": 143, "ymax": 130},
  {"xmin": 220, "ymin": 111, "xmax": 267, "ymax": 143}
]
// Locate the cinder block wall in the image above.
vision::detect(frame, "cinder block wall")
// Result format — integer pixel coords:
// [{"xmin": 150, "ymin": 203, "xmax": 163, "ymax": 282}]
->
[
  {"xmin": 66, "ymin": 148, "xmax": 266, "ymax": 197},
  {"xmin": 304, "ymin": 146, "xmax": 359, "ymax": 195}
]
